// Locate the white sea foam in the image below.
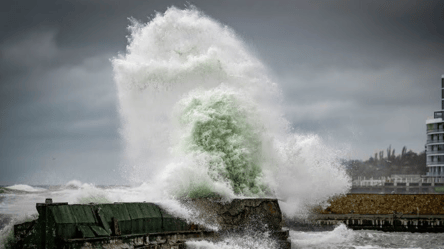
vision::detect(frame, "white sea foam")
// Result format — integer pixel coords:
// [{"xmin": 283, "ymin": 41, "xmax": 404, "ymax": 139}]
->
[
  {"xmin": 186, "ymin": 231, "xmax": 278, "ymax": 249},
  {"xmin": 290, "ymin": 224, "xmax": 355, "ymax": 248},
  {"xmin": 64, "ymin": 179, "xmax": 83, "ymax": 189},
  {"xmin": 5, "ymin": 184, "xmax": 46, "ymax": 192}
]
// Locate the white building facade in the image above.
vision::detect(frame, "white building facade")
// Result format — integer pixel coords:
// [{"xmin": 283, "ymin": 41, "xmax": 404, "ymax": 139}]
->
[{"xmin": 425, "ymin": 75, "xmax": 444, "ymax": 181}]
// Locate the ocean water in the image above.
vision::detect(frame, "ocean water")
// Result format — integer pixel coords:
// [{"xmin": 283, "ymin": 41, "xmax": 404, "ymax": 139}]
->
[
  {"xmin": 2, "ymin": 5, "xmax": 443, "ymax": 249},
  {"xmin": 1, "ymin": 184, "xmax": 444, "ymax": 249}
]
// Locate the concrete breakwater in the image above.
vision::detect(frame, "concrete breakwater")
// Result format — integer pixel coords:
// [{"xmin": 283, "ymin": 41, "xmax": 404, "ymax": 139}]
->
[
  {"xmin": 318, "ymin": 194, "xmax": 444, "ymax": 215},
  {"xmin": 314, "ymin": 194, "xmax": 444, "ymax": 232},
  {"xmin": 12, "ymin": 198, "xmax": 291, "ymax": 249},
  {"xmin": 314, "ymin": 214, "xmax": 444, "ymax": 232}
]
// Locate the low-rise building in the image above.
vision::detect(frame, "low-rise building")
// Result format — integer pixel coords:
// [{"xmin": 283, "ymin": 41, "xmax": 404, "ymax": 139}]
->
[{"xmin": 351, "ymin": 174, "xmax": 442, "ymax": 194}]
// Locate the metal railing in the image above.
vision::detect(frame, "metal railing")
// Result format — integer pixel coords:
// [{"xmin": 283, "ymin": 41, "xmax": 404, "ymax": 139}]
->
[
  {"xmin": 352, "ymin": 181, "xmax": 384, "ymax": 187},
  {"xmin": 427, "ymin": 140, "xmax": 444, "ymax": 144},
  {"xmin": 426, "ymin": 150, "xmax": 444, "ymax": 155},
  {"xmin": 426, "ymin": 172, "xmax": 444, "ymax": 176},
  {"xmin": 427, "ymin": 128, "xmax": 444, "ymax": 133},
  {"xmin": 426, "ymin": 161, "xmax": 444, "ymax": 165}
]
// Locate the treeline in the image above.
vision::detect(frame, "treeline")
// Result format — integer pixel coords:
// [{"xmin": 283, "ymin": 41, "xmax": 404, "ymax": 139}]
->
[{"xmin": 343, "ymin": 145, "xmax": 427, "ymax": 179}]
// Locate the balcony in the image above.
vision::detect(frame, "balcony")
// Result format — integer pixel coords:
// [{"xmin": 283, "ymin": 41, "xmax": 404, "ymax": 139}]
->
[
  {"xmin": 426, "ymin": 150, "xmax": 444, "ymax": 155},
  {"xmin": 426, "ymin": 172, "xmax": 444, "ymax": 177},
  {"xmin": 427, "ymin": 161, "xmax": 444, "ymax": 165},
  {"xmin": 428, "ymin": 128, "xmax": 444, "ymax": 133},
  {"xmin": 427, "ymin": 128, "xmax": 444, "ymax": 133},
  {"xmin": 427, "ymin": 139, "xmax": 444, "ymax": 144}
]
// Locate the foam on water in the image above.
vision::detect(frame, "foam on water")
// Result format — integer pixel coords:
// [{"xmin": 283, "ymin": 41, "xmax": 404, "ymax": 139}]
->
[
  {"xmin": 186, "ymin": 230, "xmax": 278, "ymax": 249},
  {"xmin": 3, "ymin": 185, "xmax": 444, "ymax": 248},
  {"xmin": 289, "ymin": 223, "xmax": 438, "ymax": 249},
  {"xmin": 111, "ymin": 5, "xmax": 351, "ymax": 217},
  {"xmin": 64, "ymin": 179, "xmax": 83, "ymax": 189},
  {"xmin": 290, "ymin": 224, "xmax": 355, "ymax": 248},
  {"xmin": 4, "ymin": 184, "xmax": 46, "ymax": 192}
]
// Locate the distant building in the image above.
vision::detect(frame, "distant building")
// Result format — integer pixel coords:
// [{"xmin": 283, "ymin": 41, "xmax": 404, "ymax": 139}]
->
[
  {"xmin": 353, "ymin": 175, "xmax": 422, "ymax": 187},
  {"xmin": 425, "ymin": 75, "xmax": 444, "ymax": 182},
  {"xmin": 351, "ymin": 175, "xmax": 440, "ymax": 194}
]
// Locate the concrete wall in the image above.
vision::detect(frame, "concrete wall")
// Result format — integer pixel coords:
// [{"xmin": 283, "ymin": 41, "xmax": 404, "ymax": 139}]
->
[
  {"xmin": 318, "ymin": 194, "xmax": 444, "ymax": 215},
  {"xmin": 183, "ymin": 198, "xmax": 284, "ymax": 231},
  {"xmin": 314, "ymin": 214, "xmax": 444, "ymax": 232}
]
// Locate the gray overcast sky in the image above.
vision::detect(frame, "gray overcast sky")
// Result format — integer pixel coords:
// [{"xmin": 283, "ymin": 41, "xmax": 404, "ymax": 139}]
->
[{"xmin": 1, "ymin": 0, "xmax": 443, "ymax": 185}]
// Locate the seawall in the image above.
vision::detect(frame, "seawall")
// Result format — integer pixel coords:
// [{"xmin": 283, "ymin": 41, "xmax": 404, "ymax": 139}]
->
[
  {"xmin": 318, "ymin": 194, "xmax": 444, "ymax": 215},
  {"xmin": 314, "ymin": 214, "xmax": 444, "ymax": 232},
  {"xmin": 314, "ymin": 194, "xmax": 444, "ymax": 232}
]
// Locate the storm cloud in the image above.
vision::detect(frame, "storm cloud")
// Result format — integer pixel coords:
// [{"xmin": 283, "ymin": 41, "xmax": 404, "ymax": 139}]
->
[{"xmin": 1, "ymin": 0, "xmax": 443, "ymax": 184}]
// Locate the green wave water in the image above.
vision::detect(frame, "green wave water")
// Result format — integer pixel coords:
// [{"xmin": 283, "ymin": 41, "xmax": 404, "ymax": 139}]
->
[{"xmin": 177, "ymin": 87, "xmax": 265, "ymax": 196}]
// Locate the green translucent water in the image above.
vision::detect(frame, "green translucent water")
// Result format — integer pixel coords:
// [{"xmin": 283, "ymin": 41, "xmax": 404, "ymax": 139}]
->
[{"xmin": 178, "ymin": 88, "xmax": 265, "ymax": 196}]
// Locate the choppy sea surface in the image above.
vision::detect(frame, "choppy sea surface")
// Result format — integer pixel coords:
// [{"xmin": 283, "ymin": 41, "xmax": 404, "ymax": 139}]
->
[{"xmin": 1, "ymin": 184, "xmax": 443, "ymax": 249}]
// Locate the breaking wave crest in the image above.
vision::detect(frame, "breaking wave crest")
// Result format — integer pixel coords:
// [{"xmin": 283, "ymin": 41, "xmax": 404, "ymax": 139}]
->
[
  {"xmin": 5, "ymin": 185, "xmax": 46, "ymax": 193},
  {"xmin": 112, "ymin": 5, "xmax": 351, "ymax": 217}
]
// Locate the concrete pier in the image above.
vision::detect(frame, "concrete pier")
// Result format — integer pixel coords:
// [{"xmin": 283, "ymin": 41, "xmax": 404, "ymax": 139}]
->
[
  {"xmin": 314, "ymin": 194, "xmax": 444, "ymax": 232},
  {"xmin": 314, "ymin": 214, "xmax": 444, "ymax": 232},
  {"xmin": 318, "ymin": 194, "xmax": 444, "ymax": 215}
]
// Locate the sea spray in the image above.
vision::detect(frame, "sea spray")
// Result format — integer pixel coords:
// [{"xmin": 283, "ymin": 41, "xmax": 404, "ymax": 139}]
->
[
  {"xmin": 290, "ymin": 224, "xmax": 355, "ymax": 248},
  {"xmin": 112, "ymin": 5, "xmax": 351, "ymax": 217},
  {"xmin": 4, "ymin": 185, "xmax": 46, "ymax": 193},
  {"xmin": 186, "ymin": 230, "xmax": 279, "ymax": 249},
  {"xmin": 275, "ymin": 134, "xmax": 351, "ymax": 216}
]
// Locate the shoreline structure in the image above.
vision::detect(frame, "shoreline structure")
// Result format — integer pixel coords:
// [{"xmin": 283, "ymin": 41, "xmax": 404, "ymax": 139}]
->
[
  {"xmin": 8, "ymin": 194, "xmax": 444, "ymax": 248},
  {"xmin": 12, "ymin": 198, "xmax": 291, "ymax": 249},
  {"xmin": 314, "ymin": 193, "xmax": 444, "ymax": 232}
]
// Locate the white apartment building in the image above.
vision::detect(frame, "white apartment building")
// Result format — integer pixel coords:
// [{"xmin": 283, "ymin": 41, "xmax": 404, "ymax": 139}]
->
[{"xmin": 425, "ymin": 75, "xmax": 444, "ymax": 181}]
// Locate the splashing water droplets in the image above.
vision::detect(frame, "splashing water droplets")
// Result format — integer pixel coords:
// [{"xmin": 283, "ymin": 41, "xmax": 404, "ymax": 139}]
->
[{"xmin": 112, "ymin": 6, "xmax": 350, "ymax": 217}]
